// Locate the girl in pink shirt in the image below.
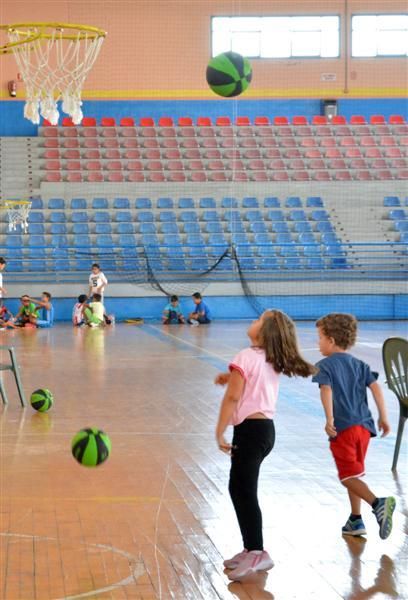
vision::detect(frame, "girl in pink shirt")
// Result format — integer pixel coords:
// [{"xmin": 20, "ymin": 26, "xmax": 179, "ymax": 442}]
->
[{"xmin": 215, "ymin": 309, "xmax": 316, "ymax": 581}]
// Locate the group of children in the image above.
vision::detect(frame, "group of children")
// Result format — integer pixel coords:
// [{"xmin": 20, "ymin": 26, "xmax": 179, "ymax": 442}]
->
[
  {"xmin": 215, "ymin": 310, "xmax": 396, "ymax": 581},
  {"xmin": 162, "ymin": 292, "xmax": 211, "ymax": 325},
  {"xmin": 0, "ymin": 291, "xmax": 54, "ymax": 330}
]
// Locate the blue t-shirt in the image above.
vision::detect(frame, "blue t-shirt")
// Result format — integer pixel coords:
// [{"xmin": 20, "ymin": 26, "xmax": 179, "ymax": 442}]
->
[
  {"xmin": 312, "ymin": 353, "xmax": 377, "ymax": 436},
  {"xmin": 196, "ymin": 301, "xmax": 211, "ymax": 320},
  {"xmin": 164, "ymin": 303, "xmax": 182, "ymax": 315}
]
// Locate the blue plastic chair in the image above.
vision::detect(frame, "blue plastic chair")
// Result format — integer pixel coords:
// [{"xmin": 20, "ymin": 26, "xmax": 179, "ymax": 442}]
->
[
  {"xmin": 242, "ymin": 197, "xmax": 259, "ymax": 208},
  {"xmin": 27, "ymin": 258, "xmax": 48, "ymax": 271},
  {"xmin": 115, "ymin": 211, "xmax": 132, "ymax": 222},
  {"xmin": 117, "ymin": 222, "xmax": 134, "ymax": 234},
  {"xmin": 180, "ymin": 211, "xmax": 198, "ymax": 222},
  {"xmin": 303, "ymin": 245, "xmax": 321, "ymax": 256},
  {"xmin": 138, "ymin": 211, "xmax": 154, "ymax": 222},
  {"xmin": 6, "ymin": 260, "xmax": 24, "ymax": 272},
  {"xmin": 97, "ymin": 235, "xmax": 114, "ymax": 248},
  {"xmin": 254, "ymin": 233, "xmax": 271, "ymax": 244},
  {"xmin": 92, "ymin": 197, "xmax": 109, "ymax": 209},
  {"xmin": 53, "ymin": 248, "xmax": 68, "ymax": 258},
  {"xmin": 294, "ymin": 221, "xmax": 312, "ymax": 233},
  {"xmin": 395, "ymin": 221, "xmax": 408, "ymax": 232},
  {"xmin": 159, "ymin": 212, "xmax": 176, "ymax": 222},
  {"xmin": 258, "ymin": 245, "xmax": 276, "ymax": 257},
  {"xmin": 30, "ymin": 197, "xmax": 43, "ymax": 209},
  {"xmin": 94, "ymin": 211, "xmax": 110, "ymax": 223},
  {"xmin": 166, "ymin": 245, "xmax": 184, "ymax": 258},
  {"xmin": 28, "ymin": 246, "xmax": 46, "ymax": 258},
  {"xmin": 316, "ymin": 221, "xmax": 334, "ymax": 233},
  {"xmin": 161, "ymin": 222, "xmax": 179, "ymax": 234},
  {"xmin": 312, "ymin": 210, "xmax": 330, "ymax": 221},
  {"xmin": 28, "ymin": 235, "xmax": 45, "ymax": 247},
  {"xmin": 186, "ymin": 234, "xmax": 205, "ymax": 245},
  {"xmin": 119, "ymin": 234, "xmax": 136, "ymax": 247},
  {"xmin": 71, "ymin": 198, "xmax": 87, "ymax": 209},
  {"xmin": 321, "ymin": 233, "xmax": 339, "ymax": 245},
  {"xmin": 183, "ymin": 222, "xmax": 201, "ymax": 234},
  {"xmin": 75, "ymin": 259, "xmax": 90, "ymax": 271},
  {"xmin": 74, "ymin": 235, "xmax": 91, "ymax": 247},
  {"xmin": 178, "ymin": 197, "xmax": 194, "ymax": 209},
  {"xmin": 306, "ymin": 196, "xmax": 323, "ymax": 208},
  {"xmin": 232, "ymin": 233, "xmax": 249, "ymax": 244},
  {"xmin": 209, "ymin": 233, "xmax": 227, "ymax": 245},
  {"xmin": 239, "ymin": 257, "xmax": 256, "ymax": 270},
  {"xmin": 48, "ymin": 198, "xmax": 65, "ymax": 209},
  {"xmin": 306, "ymin": 257, "xmax": 325, "ymax": 270},
  {"xmin": 135, "ymin": 198, "xmax": 152, "ymax": 209},
  {"xmin": 28, "ymin": 213, "xmax": 44, "ymax": 223},
  {"xmin": 72, "ymin": 223, "xmax": 89, "ymax": 234},
  {"xmin": 290, "ymin": 210, "xmax": 307, "ymax": 221},
  {"xmin": 95, "ymin": 223, "xmax": 112, "ymax": 234},
  {"xmin": 71, "ymin": 212, "xmax": 88, "ymax": 223},
  {"xmin": 383, "ymin": 196, "xmax": 401, "ymax": 207},
  {"xmin": 50, "ymin": 223, "xmax": 67, "ymax": 234},
  {"xmin": 299, "ymin": 232, "xmax": 316, "ymax": 243},
  {"xmin": 113, "ymin": 197, "xmax": 130, "ymax": 209},
  {"xmin": 221, "ymin": 197, "xmax": 238, "ymax": 208},
  {"xmin": 283, "ymin": 257, "xmax": 302, "ymax": 269},
  {"xmin": 272, "ymin": 222, "xmax": 290, "ymax": 234},
  {"xmin": 268, "ymin": 210, "xmax": 285, "ymax": 221},
  {"xmin": 28, "ymin": 223, "xmax": 45, "ymax": 234},
  {"xmin": 277, "ymin": 233, "xmax": 293, "ymax": 244},
  {"xmin": 51, "ymin": 235, "xmax": 69, "ymax": 247},
  {"xmin": 142, "ymin": 234, "xmax": 159, "ymax": 246},
  {"xmin": 203, "ymin": 210, "xmax": 219, "ymax": 222},
  {"xmin": 205, "ymin": 222, "xmax": 223, "ymax": 234},
  {"xmin": 50, "ymin": 212, "xmax": 66, "ymax": 223},
  {"xmin": 140, "ymin": 222, "xmax": 157, "ymax": 234},
  {"xmin": 190, "ymin": 257, "xmax": 209, "ymax": 271},
  {"xmin": 389, "ymin": 210, "xmax": 406, "ymax": 220},
  {"xmin": 285, "ymin": 197, "xmax": 302, "ymax": 208},
  {"xmin": 264, "ymin": 197, "xmax": 280, "ymax": 208},
  {"xmin": 260, "ymin": 257, "xmax": 278, "ymax": 269},
  {"xmin": 246, "ymin": 210, "xmax": 263, "ymax": 222},
  {"xmin": 164, "ymin": 234, "xmax": 181, "ymax": 246},
  {"xmin": 199, "ymin": 197, "xmax": 216, "ymax": 209},
  {"xmin": 250, "ymin": 222, "xmax": 268, "ymax": 234},
  {"xmin": 168, "ymin": 258, "xmax": 187, "ymax": 271},
  {"xmin": 226, "ymin": 222, "xmax": 246, "ymax": 234},
  {"xmin": 157, "ymin": 197, "xmax": 174, "ymax": 209}
]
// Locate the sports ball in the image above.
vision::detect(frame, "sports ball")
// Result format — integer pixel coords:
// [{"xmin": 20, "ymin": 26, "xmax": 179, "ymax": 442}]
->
[
  {"xmin": 71, "ymin": 428, "xmax": 111, "ymax": 467},
  {"xmin": 206, "ymin": 51, "xmax": 252, "ymax": 97},
  {"xmin": 30, "ymin": 388, "xmax": 53, "ymax": 412}
]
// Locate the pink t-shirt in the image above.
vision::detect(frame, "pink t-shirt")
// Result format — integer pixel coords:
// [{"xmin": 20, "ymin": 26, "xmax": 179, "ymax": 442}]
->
[{"xmin": 229, "ymin": 347, "xmax": 280, "ymax": 426}]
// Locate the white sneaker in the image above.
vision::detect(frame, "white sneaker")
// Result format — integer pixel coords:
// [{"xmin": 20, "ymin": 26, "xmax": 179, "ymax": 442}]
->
[
  {"xmin": 223, "ymin": 549, "xmax": 248, "ymax": 569},
  {"xmin": 190, "ymin": 319, "xmax": 200, "ymax": 327},
  {"xmin": 227, "ymin": 550, "xmax": 274, "ymax": 581}
]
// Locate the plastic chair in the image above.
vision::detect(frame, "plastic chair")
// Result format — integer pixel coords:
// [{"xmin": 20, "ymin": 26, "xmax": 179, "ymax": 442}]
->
[
  {"xmin": 382, "ymin": 337, "xmax": 408, "ymax": 470},
  {"xmin": 0, "ymin": 346, "xmax": 27, "ymax": 406}
]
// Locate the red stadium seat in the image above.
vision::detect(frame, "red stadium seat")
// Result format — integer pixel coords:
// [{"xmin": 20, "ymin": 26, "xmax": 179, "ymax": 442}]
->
[
  {"xmin": 44, "ymin": 139, "xmax": 59, "ymax": 148},
  {"xmin": 84, "ymin": 149, "xmax": 100, "ymax": 159},
  {"xmin": 334, "ymin": 170, "xmax": 352, "ymax": 181},
  {"xmin": 67, "ymin": 172, "xmax": 83, "ymax": 182},
  {"xmin": 105, "ymin": 149, "xmax": 121, "ymax": 160},
  {"xmin": 62, "ymin": 127, "xmax": 78, "ymax": 138},
  {"xmin": 82, "ymin": 117, "xmax": 97, "ymax": 127},
  {"xmin": 216, "ymin": 116, "xmax": 231, "ymax": 126},
  {"xmin": 350, "ymin": 115, "xmax": 366, "ymax": 125},
  {"xmin": 86, "ymin": 160, "xmax": 102, "ymax": 171},
  {"xmin": 236, "ymin": 116, "xmax": 251, "ymax": 126},
  {"xmin": 102, "ymin": 139, "xmax": 119, "ymax": 149},
  {"xmin": 274, "ymin": 116, "xmax": 289, "ymax": 126},
  {"xmin": 100, "ymin": 117, "xmax": 116, "ymax": 127},
  {"xmin": 323, "ymin": 148, "xmax": 341, "ymax": 158},
  {"xmin": 354, "ymin": 170, "xmax": 372, "ymax": 180},
  {"xmin": 123, "ymin": 149, "xmax": 141, "ymax": 160},
  {"xmin": 292, "ymin": 170, "xmax": 310, "ymax": 181},
  {"xmin": 107, "ymin": 161, "xmax": 122, "ymax": 171},
  {"xmin": 272, "ymin": 171, "xmax": 289, "ymax": 181},
  {"xmin": 314, "ymin": 170, "xmax": 331, "ymax": 181},
  {"xmin": 45, "ymin": 160, "xmax": 61, "ymax": 171},
  {"xmin": 43, "ymin": 128, "xmax": 58, "ymax": 138},
  {"xmin": 331, "ymin": 115, "xmax": 347, "ymax": 125},
  {"xmin": 128, "ymin": 172, "xmax": 145, "ymax": 182},
  {"xmin": 45, "ymin": 172, "xmax": 62, "ymax": 182},
  {"xmin": 304, "ymin": 149, "xmax": 322, "ymax": 159},
  {"xmin": 145, "ymin": 149, "xmax": 160, "ymax": 160},
  {"xmin": 254, "ymin": 116, "xmax": 270, "ymax": 126},
  {"xmin": 389, "ymin": 115, "xmax": 405, "ymax": 124},
  {"xmin": 183, "ymin": 148, "xmax": 200, "ymax": 159},
  {"xmin": 209, "ymin": 171, "xmax": 228, "ymax": 182},
  {"xmin": 167, "ymin": 160, "xmax": 184, "ymax": 171},
  {"xmin": 127, "ymin": 161, "xmax": 143, "ymax": 171},
  {"xmin": 203, "ymin": 149, "xmax": 221, "ymax": 160},
  {"xmin": 264, "ymin": 148, "xmax": 281, "ymax": 159},
  {"xmin": 178, "ymin": 117, "xmax": 193, "ymax": 127},
  {"xmin": 148, "ymin": 172, "xmax": 166, "ymax": 182},
  {"xmin": 251, "ymin": 171, "xmax": 269, "ymax": 182},
  {"xmin": 62, "ymin": 117, "xmax": 75, "ymax": 127},
  {"xmin": 44, "ymin": 149, "xmax": 60, "ymax": 159},
  {"xmin": 292, "ymin": 116, "xmax": 308, "ymax": 126},
  {"xmin": 82, "ymin": 127, "xmax": 97, "ymax": 138},
  {"xmin": 190, "ymin": 171, "xmax": 207, "ymax": 182},
  {"xmin": 66, "ymin": 160, "xmax": 81, "ymax": 171},
  {"xmin": 158, "ymin": 117, "xmax": 174, "ymax": 127},
  {"xmin": 312, "ymin": 116, "xmax": 328, "ymax": 125},
  {"xmin": 196, "ymin": 116, "xmax": 212, "ymax": 126},
  {"xmin": 83, "ymin": 138, "xmax": 99, "ymax": 149},
  {"xmin": 168, "ymin": 172, "xmax": 186, "ymax": 182},
  {"xmin": 102, "ymin": 128, "xmax": 117, "ymax": 138},
  {"xmin": 370, "ymin": 115, "xmax": 386, "ymax": 125},
  {"xmin": 120, "ymin": 117, "xmax": 135, "ymax": 127},
  {"xmin": 42, "ymin": 119, "xmax": 56, "ymax": 127},
  {"xmin": 88, "ymin": 171, "xmax": 104, "ymax": 182},
  {"xmin": 147, "ymin": 160, "xmax": 163, "ymax": 171},
  {"xmin": 140, "ymin": 117, "xmax": 155, "ymax": 127},
  {"xmin": 309, "ymin": 159, "xmax": 325, "ymax": 170},
  {"xmin": 108, "ymin": 172, "xmax": 124, "ymax": 182},
  {"xmin": 161, "ymin": 138, "xmax": 178, "ymax": 149}
]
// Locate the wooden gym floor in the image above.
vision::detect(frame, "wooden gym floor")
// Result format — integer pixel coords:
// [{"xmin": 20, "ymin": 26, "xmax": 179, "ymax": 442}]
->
[{"xmin": 0, "ymin": 320, "xmax": 407, "ymax": 600}]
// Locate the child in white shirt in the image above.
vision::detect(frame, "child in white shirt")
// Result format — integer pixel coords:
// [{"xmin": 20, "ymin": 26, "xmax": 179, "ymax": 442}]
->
[{"xmin": 88, "ymin": 263, "xmax": 108, "ymax": 300}]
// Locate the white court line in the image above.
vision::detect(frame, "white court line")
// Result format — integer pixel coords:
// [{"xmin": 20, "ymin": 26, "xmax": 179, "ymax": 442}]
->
[
  {"xmin": 0, "ymin": 532, "xmax": 145, "ymax": 600},
  {"xmin": 147, "ymin": 324, "xmax": 230, "ymax": 363}
]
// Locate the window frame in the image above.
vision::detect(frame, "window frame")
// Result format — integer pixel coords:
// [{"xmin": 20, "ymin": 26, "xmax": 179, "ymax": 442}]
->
[
  {"xmin": 211, "ymin": 15, "xmax": 341, "ymax": 60},
  {"xmin": 351, "ymin": 13, "xmax": 408, "ymax": 58}
]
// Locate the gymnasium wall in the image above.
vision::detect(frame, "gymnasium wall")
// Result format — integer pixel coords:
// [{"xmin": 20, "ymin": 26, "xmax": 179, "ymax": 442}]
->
[{"xmin": 0, "ymin": 0, "xmax": 407, "ymax": 136}]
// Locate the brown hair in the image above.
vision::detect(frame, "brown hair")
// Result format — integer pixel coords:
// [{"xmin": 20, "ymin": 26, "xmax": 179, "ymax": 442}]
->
[
  {"xmin": 258, "ymin": 310, "xmax": 317, "ymax": 377},
  {"xmin": 316, "ymin": 313, "xmax": 357, "ymax": 350}
]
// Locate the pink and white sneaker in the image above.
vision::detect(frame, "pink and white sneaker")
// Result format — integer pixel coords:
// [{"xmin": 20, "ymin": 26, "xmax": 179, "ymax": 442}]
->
[
  {"xmin": 227, "ymin": 550, "xmax": 274, "ymax": 581},
  {"xmin": 223, "ymin": 549, "xmax": 248, "ymax": 569}
]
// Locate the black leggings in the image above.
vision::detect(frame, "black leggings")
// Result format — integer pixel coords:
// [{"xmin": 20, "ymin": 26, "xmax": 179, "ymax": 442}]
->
[{"xmin": 229, "ymin": 419, "xmax": 275, "ymax": 551}]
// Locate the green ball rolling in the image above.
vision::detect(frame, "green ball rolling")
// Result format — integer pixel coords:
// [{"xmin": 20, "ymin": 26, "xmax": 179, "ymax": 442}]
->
[
  {"xmin": 71, "ymin": 428, "xmax": 111, "ymax": 467},
  {"xmin": 206, "ymin": 51, "xmax": 252, "ymax": 97},
  {"xmin": 30, "ymin": 389, "xmax": 53, "ymax": 412}
]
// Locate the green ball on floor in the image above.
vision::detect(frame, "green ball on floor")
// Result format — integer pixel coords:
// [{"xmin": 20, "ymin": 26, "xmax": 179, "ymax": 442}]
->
[
  {"xmin": 71, "ymin": 428, "xmax": 111, "ymax": 467},
  {"xmin": 30, "ymin": 388, "xmax": 54, "ymax": 412}
]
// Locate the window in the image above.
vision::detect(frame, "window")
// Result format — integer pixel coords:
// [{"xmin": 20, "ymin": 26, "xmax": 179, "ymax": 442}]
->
[
  {"xmin": 352, "ymin": 15, "xmax": 408, "ymax": 57},
  {"xmin": 212, "ymin": 16, "xmax": 340, "ymax": 58}
]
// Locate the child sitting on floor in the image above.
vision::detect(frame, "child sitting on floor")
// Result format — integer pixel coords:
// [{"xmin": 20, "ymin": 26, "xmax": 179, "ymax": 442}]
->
[
  {"xmin": 0, "ymin": 304, "xmax": 17, "ymax": 329},
  {"xmin": 72, "ymin": 294, "xmax": 87, "ymax": 326},
  {"xmin": 28, "ymin": 292, "xmax": 54, "ymax": 328},
  {"xmin": 82, "ymin": 293, "xmax": 106, "ymax": 327},
  {"xmin": 188, "ymin": 292, "xmax": 211, "ymax": 326},
  {"xmin": 162, "ymin": 295, "xmax": 185, "ymax": 324},
  {"xmin": 15, "ymin": 295, "xmax": 39, "ymax": 327}
]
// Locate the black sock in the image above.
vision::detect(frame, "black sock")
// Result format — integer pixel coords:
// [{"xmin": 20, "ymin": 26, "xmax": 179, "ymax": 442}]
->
[
  {"xmin": 350, "ymin": 514, "xmax": 362, "ymax": 521},
  {"xmin": 372, "ymin": 498, "xmax": 379, "ymax": 509}
]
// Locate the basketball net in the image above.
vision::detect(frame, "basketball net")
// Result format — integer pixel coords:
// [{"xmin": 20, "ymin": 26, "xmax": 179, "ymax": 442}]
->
[
  {"xmin": 2, "ymin": 200, "xmax": 32, "ymax": 232},
  {"xmin": 0, "ymin": 23, "xmax": 106, "ymax": 125}
]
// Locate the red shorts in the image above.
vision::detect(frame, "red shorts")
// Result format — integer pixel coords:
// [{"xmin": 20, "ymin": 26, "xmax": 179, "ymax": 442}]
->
[{"xmin": 330, "ymin": 425, "xmax": 371, "ymax": 482}]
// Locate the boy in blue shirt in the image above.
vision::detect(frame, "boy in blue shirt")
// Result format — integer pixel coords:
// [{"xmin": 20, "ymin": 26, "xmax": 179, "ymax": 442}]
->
[
  {"xmin": 162, "ymin": 295, "xmax": 185, "ymax": 324},
  {"xmin": 313, "ymin": 313, "xmax": 395, "ymax": 539},
  {"xmin": 188, "ymin": 292, "xmax": 211, "ymax": 326}
]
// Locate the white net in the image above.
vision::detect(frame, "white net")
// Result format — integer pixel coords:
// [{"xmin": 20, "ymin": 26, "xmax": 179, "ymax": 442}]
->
[
  {"xmin": 3, "ymin": 200, "xmax": 32, "ymax": 232},
  {"xmin": 3, "ymin": 24, "xmax": 105, "ymax": 125}
]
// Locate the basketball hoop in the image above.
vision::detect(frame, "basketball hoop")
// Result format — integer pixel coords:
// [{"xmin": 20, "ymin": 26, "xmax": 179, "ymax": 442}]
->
[
  {"xmin": 2, "ymin": 200, "xmax": 32, "ymax": 232},
  {"xmin": 0, "ymin": 23, "xmax": 106, "ymax": 125}
]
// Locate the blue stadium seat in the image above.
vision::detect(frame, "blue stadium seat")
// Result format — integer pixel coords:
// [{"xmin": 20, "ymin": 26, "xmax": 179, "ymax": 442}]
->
[
  {"xmin": 73, "ymin": 223, "xmax": 89, "ymax": 234},
  {"xmin": 209, "ymin": 233, "xmax": 227, "ymax": 245},
  {"xmin": 92, "ymin": 198, "xmax": 109, "ymax": 209},
  {"xmin": 232, "ymin": 233, "xmax": 249, "ymax": 244},
  {"xmin": 119, "ymin": 234, "xmax": 136, "ymax": 246},
  {"xmin": 325, "ymin": 246, "xmax": 348, "ymax": 269},
  {"xmin": 50, "ymin": 212, "xmax": 66, "ymax": 223},
  {"xmin": 290, "ymin": 210, "xmax": 307, "ymax": 221},
  {"xmin": 395, "ymin": 221, "xmax": 408, "ymax": 231},
  {"xmin": 215, "ymin": 256, "xmax": 233, "ymax": 271},
  {"xmin": 6, "ymin": 235, "xmax": 23, "ymax": 248},
  {"xmin": 254, "ymin": 233, "xmax": 271, "ymax": 244},
  {"xmin": 75, "ymin": 260, "xmax": 90, "ymax": 271},
  {"xmin": 30, "ymin": 197, "xmax": 43, "ymax": 209},
  {"xmin": 157, "ymin": 197, "xmax": 174, "ymax": 209},
  {"xmin": 135, "ymin": 198, "xmax": 152, "ymax": 209},
  {"xmin": 121, "ymin": 246, "xmax": 138, "ymax": 257},
  {"xmin": 50, "ymin": 223, "xmax": 67, "ymax": 234},
  {"xmin": 186, "ymin": 234, "xmax": 205, "ymax": 245},
  {"xmin": 383, "ymin": 196, "xmax": 400, "ymax": 207},
  {"xmin": 285, "ymin": 197, "xmax": 302, "ymax": 208},
  {"xmin": 205, "ymin": 222, "xmax": 223, "ymax": 233},
  {"xmin": 250, "ymin": 222, "xmax": 268, "ymax": 234},
  {"xmin": 246, "ymin": 210, "xmax": 263, "ymax": 221},
  {"xmin": 140, "ymin": 222, "xmax": 157, "ymax": 234},
  {"xmin": 166, "ymin": 245, "xmax": 184, "ymax": 257},
  {"xmin": 148, "ymin": 258, "xmax": 164, "ymax": 271},
  {"xmin": 28, "ymin": 213, "xmax": 44, "ymax": 223},
  {"xmin": 95, "ymin": 223, "xmax": 112, "ymax": 234},
  {"xmin": 28, "ymin": 223, "xmax": 45, "ymax": 234},
  {"xmin": 321, "ymin": 233, "xmax": 339, "ymax": 245},
  {"xmin": 164, "ymin": 234, "xmax": 181, "ymax": 246},
  {"xmin": 389, "ymin": 209, "xmax": 406, "ymax": 220},
  {"xmin": 178, "ymin": 197, "xmax": 194, "ymax": 209},
  {"xmin": 168, "ymin": 258, "xmax": 187, "ymax": 271},
  {"xmin": 53, "ymin": 248, "xmax": 68, "ymax": 259},
  {"xmin": 203, "ymin": 210, "xmax": 219, "ymax": 221},
  {"xmin": 100, "ymin": 259, "xmax": 117, "ymax": 271},
  {"xmin": 74, "ymin": 235, "xmax": 91, "ymax": 247},
  {"xmin": 282, "ymin": 257, "xmax": 302, "ymax": 269},
  {"xmin": 71, "ymin": 198, "xmax": 87, "ymax": 209},
  {"xmin": 239, "ymin": 257, "xmax": 257, "ymax": 270},
  {"xmin": 242, "ymin": 197, "xmax": 259, "ymax": 208},
  {"xmin": 225, "ymin": 221, "xmax": 246, "ymax": 233},
  {"xmin": 306, "ymin": 257, "xmax": 325, "ymax": 269},
  {"xmin": 221, "ymin": 197, "xmax": 238, "ymax": 208},
  {"xmin": 113, "ymin": 197, "xmax": 130, "ymax": 209},
  {"xmin": 183, "ymin": 222, "xmax": 201, "ymax": 234},
  {"xmin": 299, "ymin": 233, "xmax": 317, "ymax": 244},
  {"xmin": 268, "ymin": 210, "xmax": 285, "ymax": 221},
  {"xmin": 180, "ymin": 211, "xmax": 198, "ymax": 222},
  {"xmin": 190, "ymin": 257, "xmax": 209, "ymax": 271},
  {"xmin": 294, "ymin": 221, "xmax": 312, "ymax": 233},
  {"xmin": 304, "ymin": 245, "xmax": 321, "ymax": 256},
  {"xmin": 316, "ymin": 221, "xmax": 334, "ymax": 233},
  {"xmin": 71, "ymin": 212, "xmax": 88, "ymax": 223},
  {"xmin": 161, "ymin": 222, "xmax": 179, "ymax": 234},
  {"xmin": 48, "ymin": 198, "xmax": 65, "ymax": 209},
  {"xmin": 306, "ymin": 197, "xmax": 323, "ymax": 208},
  {"xmin": 260, "ymin": 257, "xmax": 278, "ymax": 269},
  {"xmin": 27, "ymin": 258, "xmax": 48, "ymax": 271},
  {"xmin": 272, "ymin": 222, "xmax": 290, "ymax": 233},
  {"xmin": 159, "ymin": 211, "xmax": 176, "ymax": 222},
  {"xmin": 94, "ymin": 211, "xmax": 110, "ymax": 223},
  {"xmin": 199, "ymin": 197, "xmax": 216, "ymax": 209},
  {"xmin": 142, "ymin": 234, "xmax": 159, "ymax": 246},
  {"xmin": 258, "ymin": 245, "xmax": 276, "ymax": 257},
  {"xmin": 6, "ymin": 260, "xmax": 23, "ymax": 272},
  {"xmin": 117, "ymin": 222, "xmax": 134, "ymax": 234},
  {"xmin": 29, "ymin": 235, "xmax": 45, "ymax": 247},
  {"xmin": 51, "ymin": 235, "xmax": 68, "ymax": 247},
  {"xmin": 28, "ymin": 246, "xmax": 46, "ymax": 258},
  {"xmin": 400, "ymin": 232, "xmax": 408, "ymax": 243},
  {"xmin": 138, "ymin": 211, "xmax": 154, "ymax": 222},
  {"xmin": 311, "ymin": 210, "xmax": 329, "ymax": 221},
  {"xmin": 264, "ymin": 197, "xmax": 280, "ymax": 208},
  {"xmin": 277, "ymin": 233, "xmax": 293, "ymax": 244},
  {"xmin": 115, "ymin": 212, "xmax": 132, "ymax": 223},
  {"xmin": 97, "ymin": 235, "xmax": 114, "ymax": 247}
]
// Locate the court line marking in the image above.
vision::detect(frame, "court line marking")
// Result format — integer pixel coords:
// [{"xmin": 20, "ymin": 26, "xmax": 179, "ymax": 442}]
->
[{"xmin": 0, "ymin": 532, "xmax": 145, "ymax": 600}]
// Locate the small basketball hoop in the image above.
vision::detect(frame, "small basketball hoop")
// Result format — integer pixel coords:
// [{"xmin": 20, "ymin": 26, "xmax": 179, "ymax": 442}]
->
[
  {"xmin": 2, "ymin": 200, "xmax": 32, "ymax": 232},
  {"xmin": 0, "ymin": 23, "xmax": 106, "ymax": 125}
]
